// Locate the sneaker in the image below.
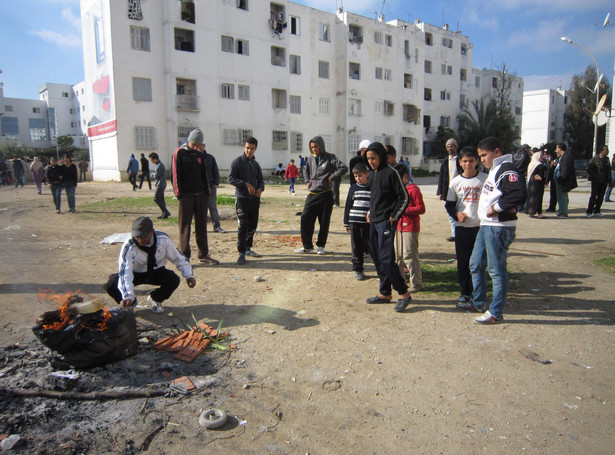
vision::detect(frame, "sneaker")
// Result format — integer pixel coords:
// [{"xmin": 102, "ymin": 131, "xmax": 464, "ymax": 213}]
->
[
  {"xmin": 594, "ymin": 213, "xmax": 604, "ymax": 218},
  {"xmin": 456, "ymin": 295, "xmax": 471, "ymax": 303},
  {"xmin": 456, "ymin": 301, "xmax": 482, "ymax": 312},
  {"xmin": 354, "ymin": 271, "xmax": 365, "ymax": 281},
  {"xmin": 556, "ymin": 213, "xmax": 568, "ymax": 218},
  {"xmin": 394, "ymin": 296, "xmax": 412, "ymax": 312},
  {"xmin": 474, "ymin": 310, "xmax": 503, "ymax": 324},
  {"xmin": 446, "ymin": 236, "xmax": 455, "ymax": 242},
  {"xmin": 295, "ymin": 247, "xmax": 314, "ymax": 254},
  {"xmin": 245, "ymin": 249, "xmax": 262, "ymax": 257},
  {"xmin": 537, "ymin": 214, "xmax": 545, "ymax": 219},
  {"xmin": 586, "ymin": 213, "xmax": 593, "ymax": 218},
  {"xmin": 147, "ymin": 295, "xmax": 164, "ymax": 314},
  {"xmin": 55, "ymin": 209, "xmax": 61, "ymax": 214},
  {"xmin": 317, "ymin": 247, "xmax": 326, "ymax": 255},
  {"xmin": 237, "ymin": 253, "xmax": 246, "ymax": 265},
  {"xmin": 198, "ymin": 255, "xmax": 220, "ymax": 266},
  {"xmin": 214, "ymin": 227, "xmax": 226, "ymax": 233}
]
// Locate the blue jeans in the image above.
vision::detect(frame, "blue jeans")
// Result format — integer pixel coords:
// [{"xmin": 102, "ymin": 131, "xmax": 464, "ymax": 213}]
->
[
  {"xmin": 65, "ymin": 184, "xmax": 76, "ymax": 211},
  {"xmin": 469, "ymin": 225, "xmax": 516, "ymax": 318},
  {"xmin": 50, "ymin": 184, "xmax": 63, "ymax": 211},
  {"xmin": 288, "ymin": 178, "xmax": 296, "ymax": 193}
]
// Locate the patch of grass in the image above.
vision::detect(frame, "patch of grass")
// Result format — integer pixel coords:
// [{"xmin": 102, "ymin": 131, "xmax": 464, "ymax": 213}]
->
[
  {"xmin": 82, "ymin": 194, "xmax": 234, "ymax": 213},
  {"xmin": 595, "ymin": 256, "xmax": 615, "ymax": 273},
  {"xmin": 421, "ymin": 264, "xmax": 459, "ymax": 294},
  {"xmin": 412, "ymin": 168, "xmax": 438, "ymax": 177}
]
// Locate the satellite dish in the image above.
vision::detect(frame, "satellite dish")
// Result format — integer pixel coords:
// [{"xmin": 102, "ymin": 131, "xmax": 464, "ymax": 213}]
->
[
  {"xmin": 594, "ymin": 94, "xmax": 607, "ymax": 116},
  {"xmin": 594, "ymin": 110, "xmax": 608, "ymax": 126},
  {"xmin": 604, "ymin": 12, "xmax": 611, "ymax": 27}
]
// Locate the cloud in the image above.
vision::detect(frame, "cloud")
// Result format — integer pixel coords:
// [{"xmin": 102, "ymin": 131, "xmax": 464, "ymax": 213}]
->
[
  {"xmin": 61, "ymin": 7, "xmax": 82, "ymax": 31},
  {"xmin": 506, "ymin": 19, "xmax": 568, "ymax": 52},
  {"xmin": 31, "ymin": 29, "xmax": 81, "ymax": 48}
]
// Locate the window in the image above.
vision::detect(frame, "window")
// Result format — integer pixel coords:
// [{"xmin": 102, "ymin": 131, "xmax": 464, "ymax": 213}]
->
[
  {"xmin": 175, "ymin": 28, "xmax": 194, "ymax": 52},
  {"xmin": 272, "ymin": 130, "xmax": 288, "ymax": 150},
  {"xmin": 32, "ymin": 107, "xmax": 41, "ymax": 114},
  {"xmin": 383, "ymin": 101, "xmax": 394, "ymax": 116},
  {"xmin": 221, "ymin": 83, "xmax": 234, "ymax": 99},
  {"xmin": 236, "ymin": 39, "xmax": 249, "ymax": 55},
  {"xmin": 132, "ymin": 77, "xmax": 152, "ymax": 101},
  {"xmin": 237, "ymin": 0, "xmax": 248, "ymax": 10},
  {"xmin": 1, "ymin": 117, "xmax": 19, "ymax": 139},
  {"xmin": 447, "ymin": 65, "xmax": 452, "ymax": 75},
  {"xmin": 403, "ymin": 104, "xmax": 420, "ymax": 124},
  {"xmin": 239, "ymin": 129, "xmax": 253, "ymax": 144},
  {"xmin": 460, "ymin": 94, "xmax": 467, "ymax": 109},
  {"xmin": 223, "ymin": 129, "xmax": 238, "ymax": 144},
  {"xmin": 461, "ymin": 44, "xmax": 467, "ymax": 55},
  {"xmin": 5, "ymin": 105, "xmax": 13, "ymax": 112},
  {"xmin": 374, "ymin": 31, "xmax": 383, "ymax": 44},
  {"xmin": 384, "ymin": 69, "xmax": 391, "ymax": 81},
  {"xmin": 290, "ymin": 55, "xmax": 301, "ymax": 74},
  {"xmin": 440, "ymin": 90, "xmax": 446, "ymax": 100},
  {"xmin": 425, "ymin": 32, "xmax": 433, "ymax": 45},
  {"xmin": 403, "ymin": 74, "xmax": 412, "ymax": 89},
  {"xmin": 135, "ymin": 126, "xmax": 157, "ymax": 149},
  {"xmin": 515, "ymin": 107, "xmax": 522, "ymax": 115},
  {"xmin": 348, "ymin": 98, "xmax": 361, "ymax": 116},
  {"xmin": 460, "ymin": 68, "xmax": 467, "ymax": 81},
  {"xmin": 318, "ymin": 60, "xmax": 329, "ymax": 79},
  {"xmin": 492, "ymin": 77, "xmax": 498, "ymax": 89},
  {"xmin": 423, "ymin": 115, "xmax": 431, "ymax": 129},
  {"xmin": 349, "ymin": 133, "xmax": 360, "ymax": 152},
  {"xmin": 375, "ymin": 101, "xmax": 382, "ymax": 113},
  {"xmin": 70, "ymin": 108, "xmax": 75, "ymax": 114},
  {"xmin": 291, "ymin": 131, "xmax": 303, "ymax": 152},
  {"xmin": 440, "ymin": 115, "xmax": 451, "ymax": 127},
  {"xmin": 319, "ymin": 23, "xmax": 330, "ymax": 42},
  {"xmin": 130, "ymin": 26, "xmax": 150, "ymax": 51},
  {"xmin": 62, "ymin": 92, "xmax": 69, "ymax": 98},
  {"xmin": 424, "ymin": 60, "xmax": 432, "ymax": 74},
  {"xmin": 385, "ymin": 34, "xmax": 392, "ymax": 47},
  {"xmin": 349, "ymin": 24, "xmax": 362, "ymax": 43},
  {"xmin": 404, "ymin": 40, "xmax": 411, "ymax": 59},
  {"xmin": 424, "ymin": 88, "xmax": 432, "ymax": 101},
  {"xmin": 290, "ymin": 16, "xmax": 300, "ymax": 35},
  {"xmin": 221, "ymin": 35, "xmax": 234, "ymax": 53},
  {"xmin": 238, "ymin": 85, "xmax": 250, "ymax": 100},
  {"xmin": 475, "ymin": 76, "xmax": 480, "ymax": 87},
  {"xmin": 375, "ymin": 67, "xmax": 383, "ymax": 80},
  {"xmin": 272, "ymin": 89, "xmax": 287, "ymax": 109},
  {"xmin": 176, "ymin": 78, "xmax": 199, "ymax": 111},
  {"xmin": 181, "ymin": 0, "xmax": 195, "ymax": 23},
  {"xmin": 222, "ymin": 0, "xmax": 233, "ymax": 6},
  {"xmin": 441, "ymin": 64, "xmax": 447, "ymax": 75},
  {"xmin": 349, "ymin": 62, "xmax": 360, "ymax": 80},
  {"xmin": 290, "ymin": 95, "xmax": 301, "ymax": 114},
  {"xmin": 271, "ymin": 46, "xmax": 286, "ymax": 67},
  {"xmin": 178, "ymin": 125, "xmax": 196, "ymax": 145},
  {"xmin": 442, "ymin": 37, "xmax": 452, "ymax": 48},
  {"xmin": 319, "ymin": 98, "xmax": 330, "ymax": 115},
  {"xmin": 402, "ymin": 137, "xmax": 418, "ymax": 155}
]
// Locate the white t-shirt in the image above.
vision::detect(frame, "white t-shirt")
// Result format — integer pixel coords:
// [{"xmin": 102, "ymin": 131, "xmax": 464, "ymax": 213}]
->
[{"xmin": 446, "ymin": 172, "xmax": 487, "ymax": 228}]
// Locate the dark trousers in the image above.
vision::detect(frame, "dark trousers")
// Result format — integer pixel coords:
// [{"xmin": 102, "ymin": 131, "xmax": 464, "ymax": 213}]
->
[
  {"xmin": 332, "ymin": 177, "xmax": 342, "ymax": 206},
  {"xmin": 79, "ymin": 170, "xmax": 86, "ymax": 182},
  {"xmin": 154, "ymin": 186, "xmax": 169, "ymax": 215},
  {"xmin": 139, "ymin": 172, "xmax": 152, "ymax": 189},
  {"xmin": 236, "ymin": 197, "xmax": 260, "ymax": 253},
  {"xmin": 178, "ymin": 192, "xmax": 209, "ymax": 260},
  {"xmin": 455, "ymin": 225, "xmax": 479, "ymax": 297},
  {"xmin": 128, "ymin": 172, "xmax": 137, "ymax": 189},
  {"xmin": 547, "ymin": 180, "xmax": 557, "ymax": 211},
  {"xmin": 587, "ymin": 182, "xmax": 607, "ymax": 215},
  {"xmin": 370, "ymin": 219, "xmax": 408, "ymax": 296},
  {"xmin": 300, "ymin": 191, "xmax": 334, "ymax": 249},
  {"xmin": 349, "ymin": 222, "xmax": 370, "ymax": 272},
  {"xmin": 104, "ymin": 267, "xmax": 180, "ymax": 303},
  {"xmin": 50, "ymin": 183, "xmax": 62, "ymax": 211}
]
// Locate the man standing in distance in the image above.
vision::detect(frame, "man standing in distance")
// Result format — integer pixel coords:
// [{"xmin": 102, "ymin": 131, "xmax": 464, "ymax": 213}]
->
[
  {"xmin": 437, "ymin": 138, "xmax": 462, "ymax": 241},
  {"xmin": 586, "ymin": 145, "xmax": 611, "ymax": 217},
  {"xmin": 295, "ymin": 136, "xmax": 348, "ymax": 255},
  {"xmin": 228, "ymin": 137, "xmax": 265, "ymax": 265},
  {"xmin": 554, "ymin": 143, "xmax": 577, "ymax": 218},
  {"xmin": 204, "ymin": 146, "xmax": 225, "ymax": 233},
  {"xmin": 172, "ymin": 128, "xmax": 219, "ymax": 265}
]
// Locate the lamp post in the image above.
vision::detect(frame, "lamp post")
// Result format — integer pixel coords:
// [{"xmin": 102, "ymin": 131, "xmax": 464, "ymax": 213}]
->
[{"xmin": 561, "ymin": 36, "xmax": 601, "ymax": 156}]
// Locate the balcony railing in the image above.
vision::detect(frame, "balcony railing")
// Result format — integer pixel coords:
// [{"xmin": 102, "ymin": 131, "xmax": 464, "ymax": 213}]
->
[{"xmin": 176, "ymin": 94, "xmax": 200, "ymax": 111}]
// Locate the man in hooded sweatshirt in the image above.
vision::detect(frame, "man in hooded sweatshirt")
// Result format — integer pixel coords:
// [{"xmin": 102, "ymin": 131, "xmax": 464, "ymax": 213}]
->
[{"xmin": 295, "ymin": 136, "xmax": 348, "ymax": 255}]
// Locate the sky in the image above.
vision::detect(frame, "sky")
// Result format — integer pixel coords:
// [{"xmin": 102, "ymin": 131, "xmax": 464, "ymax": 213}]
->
[{"xmin": 0, "ymin": 0, "xmax": 614, "ymax": 100}]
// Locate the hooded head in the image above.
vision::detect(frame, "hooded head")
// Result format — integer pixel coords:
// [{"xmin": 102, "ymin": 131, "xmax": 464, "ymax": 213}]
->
[
  {"xmin": 309, "ymin": 136, "xmax": 326, "ymax": 157},
  {"xmin": 365, "ymin": 142, "xmax": 388, "ymax": 171}
]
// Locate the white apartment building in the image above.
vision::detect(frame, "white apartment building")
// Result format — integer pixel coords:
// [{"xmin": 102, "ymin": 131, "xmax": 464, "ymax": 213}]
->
[
  {"xmin": 80, "ymin": 0, "xmax": 524, "ymax": 181},
  {"xmin": 0, "ymin": 83, "xmax": 87, "ymax": 150},
  {"xmin": 521, "ymin": 89, "xmax": 568, "ymax": 147}
]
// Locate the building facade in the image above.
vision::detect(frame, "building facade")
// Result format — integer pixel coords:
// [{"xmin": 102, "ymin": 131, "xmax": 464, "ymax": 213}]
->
[
  {"xmin": 521, "ymin": 88, "xmax": 568, "ymax": 147},
  {"xmin": 80, "ymin": 0, "xmax": 524, "ymax": 180}
]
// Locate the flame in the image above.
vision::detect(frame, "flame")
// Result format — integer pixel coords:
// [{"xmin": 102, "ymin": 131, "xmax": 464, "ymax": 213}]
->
[
  {"xmin": 38, "ymin": 291, "xmax": 113, "ymax": 332},
  {"xmin": 99, "ymin": 307, "xmax": 113, "ymax": 331}
]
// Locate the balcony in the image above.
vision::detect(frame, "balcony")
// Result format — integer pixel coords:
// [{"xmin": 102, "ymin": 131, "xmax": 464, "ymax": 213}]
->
[{"xmin": 176, "ymin": 94, "xmax": 200, "ymax": 112}]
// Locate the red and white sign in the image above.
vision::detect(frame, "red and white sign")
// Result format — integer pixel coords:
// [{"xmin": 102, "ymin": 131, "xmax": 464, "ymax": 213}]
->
[{"xmin": 88, "ymin": 119, "xmax": 117, "ymax": 137}]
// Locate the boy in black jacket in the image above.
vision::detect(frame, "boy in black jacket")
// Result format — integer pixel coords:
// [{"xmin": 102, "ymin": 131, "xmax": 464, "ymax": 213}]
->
[{"xmin": 364, "ymin": 142, "xmax": 411, "ymax": 312}]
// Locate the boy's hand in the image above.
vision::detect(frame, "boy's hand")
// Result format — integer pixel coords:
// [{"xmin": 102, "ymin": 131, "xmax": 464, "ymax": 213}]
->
[
  {"xmin": 457, "ymin": 212, "xmax": 468, "ymax": 223},
  {"xmin": 486, "ymin": 207, "xmax": 498, "ymax": 217},
  {"xmin": 186, "ymin": 277, "xmax": 196, "ymax": 288},
  {"xmin": 345, "ymin": 226, "xmax": 350, "ymax": 232}
]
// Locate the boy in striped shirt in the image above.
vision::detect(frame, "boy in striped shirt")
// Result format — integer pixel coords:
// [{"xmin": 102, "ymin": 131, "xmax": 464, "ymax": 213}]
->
[{"xmin": 343, "ymin": 163, "xmax": 372, "ymax": 280}]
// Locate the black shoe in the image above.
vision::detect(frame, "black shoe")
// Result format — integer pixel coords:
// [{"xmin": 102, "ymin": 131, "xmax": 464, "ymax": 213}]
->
[
  {"xmin": 237, "ymin": 253, "xmax": 246, "ymax": 265},
  {"xmin": 446, "ymin": 236, "xmax": 455, "ymax": 242},
  {"xmin": 214, "ymin": 227, "xmax": 226, "ymax": 233},
  {"xmin": 394, "ymin": 296, "xmax": 411, "ymax": 312}
]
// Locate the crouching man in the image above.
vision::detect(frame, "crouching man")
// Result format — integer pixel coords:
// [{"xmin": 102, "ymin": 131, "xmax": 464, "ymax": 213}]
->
[{"xmin": 104, "ymin": 216, "xmax": 196, "ymax": 313}]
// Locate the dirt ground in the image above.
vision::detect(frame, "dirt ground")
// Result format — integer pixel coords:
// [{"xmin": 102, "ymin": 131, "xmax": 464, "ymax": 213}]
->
[{"xmin": 0, "ymin": 176, "xmax": 614, "ymax": 454}]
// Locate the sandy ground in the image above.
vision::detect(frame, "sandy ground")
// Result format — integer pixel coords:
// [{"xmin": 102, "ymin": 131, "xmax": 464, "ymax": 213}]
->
[{"xmin": 0, "ymin": 176, "xmax": 614, "ymax": 454}]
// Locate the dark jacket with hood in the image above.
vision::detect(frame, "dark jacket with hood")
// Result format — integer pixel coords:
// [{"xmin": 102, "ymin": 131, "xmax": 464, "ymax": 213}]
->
[
  {"xmin": 172, "ymin": 144, "xmax": 209, "ymax": 198},
  {"xmin": 367, "ymin": 142, "xmax": 409, "ymax": 223},
  {"xmin": 305, "ymin": 137, "xmax": 348, "ymax": 193}
]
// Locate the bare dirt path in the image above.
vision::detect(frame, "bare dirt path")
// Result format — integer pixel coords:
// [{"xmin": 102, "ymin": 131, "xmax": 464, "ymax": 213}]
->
[{"xmin": 0, "ymin": 177, "xmax": 613, "ymax": 454}]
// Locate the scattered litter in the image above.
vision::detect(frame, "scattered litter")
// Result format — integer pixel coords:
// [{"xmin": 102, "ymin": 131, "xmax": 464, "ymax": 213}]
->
[
  {"xmin": 447, "ymin": 258, "xmax": 455, "ymax": 262},
  {"xmin": 254, "ymin": 276, "xmax": 265, "ymax": 282},
  {"xmin": 32, "ymin": 234, "xmax": 38, "ymax": 237},
  {"xmin": 264, "ymin": 330, "xmax": 276, "ymax": 334},
  {"xmin": 563, "ymin": 403, "xmax": 578, "ymax": 410},
  {"xmin": 199, "ymin": 409, "xmax": 228, "ymax": 429},
  {"xmin": 2, "ymin": 225, "xmax": 21, "ymax": 231},
  {"xmin": 310, "ymin": 268, "xmax": 320, "ymax": 272},
  {"xmin": 50, "ymin": 369, "xmax": 80, "ymax": 380},
  {"xmin": 170, "ymin": 376, "xmax": 196, "ymax": 394},
  {"xmin": 242, "ymin": 384, "xmax": 250, "ymax": 389},
  {"xmin": 1, "ymin": 434, "xmax": 21, "ymax": 450},
  {"xmin": 265, "ymin": 286, "xmax": 273, "ymax": 291},
  {"xmin": 100, "ymin": 233, "xmax": 131, "ymax": 244},
  {"xmin": 531, "ymin": 289, "xmax": 541, "ymax": 292},
  {"xmin": 239, "ymin": 419, "xmax": 247, "ymax": 426},
  {"xmin": 518, "ymin": 350, "xmax": 552, "ymax": 364}
]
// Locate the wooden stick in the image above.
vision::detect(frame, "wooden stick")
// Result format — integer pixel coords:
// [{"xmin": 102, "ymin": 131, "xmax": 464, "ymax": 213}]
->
[{"xmin": 5, "ymin": 388, "xmax": 167, "ymax": 400}]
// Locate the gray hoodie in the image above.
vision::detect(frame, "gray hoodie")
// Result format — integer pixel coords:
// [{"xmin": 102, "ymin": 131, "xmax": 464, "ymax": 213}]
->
[{"xmin": 305, "ymin": 136, "xmax": 348, "ymax": 193}]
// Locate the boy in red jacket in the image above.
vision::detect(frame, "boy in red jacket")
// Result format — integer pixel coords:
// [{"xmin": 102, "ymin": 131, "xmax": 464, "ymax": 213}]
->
[
  {"xmin": 285, "ymin": 159, "xmax": 299, "ymax": 195},
  {"xmin": 394, "ymin": 163, "xmax": 426, "ymax": 292}
]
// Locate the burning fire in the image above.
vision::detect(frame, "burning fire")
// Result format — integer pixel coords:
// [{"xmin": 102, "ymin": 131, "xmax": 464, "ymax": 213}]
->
[{"xmin": 38, "ymin": 291, "xmax": 112, "ymax": 332}]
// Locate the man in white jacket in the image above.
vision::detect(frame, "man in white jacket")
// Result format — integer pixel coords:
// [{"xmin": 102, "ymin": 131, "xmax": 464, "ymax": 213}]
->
[{"xmin": 104, "ymin": 216, "xmax": 196, "ymax": 313}]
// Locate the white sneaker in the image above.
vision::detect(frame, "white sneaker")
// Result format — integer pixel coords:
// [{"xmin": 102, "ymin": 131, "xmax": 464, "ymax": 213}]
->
[
  {"xmin": 294, "ymin": 247, "xmax": 314, "ymax": 254},
  {"xmin": 317, "ymin": 247, "xmax": 326, "ymax": 255},
  {"xmin": 474, "ymin": 310, "xmax": 503, "ymax": 324},
  {"xmin": 147, "ymin": 295, "xmax": 164, "ymax": 314}
]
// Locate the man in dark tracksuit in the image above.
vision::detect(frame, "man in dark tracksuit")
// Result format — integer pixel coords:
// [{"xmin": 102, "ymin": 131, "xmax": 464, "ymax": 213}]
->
[
  {"xmin": 172, "ymin": 128, "xmax": 219, "ymax": 265},
  {"xmin": 138, "ymin": 153, "xmax": 152, "ymax": 189},
  {"xmin": 228, "ymin": 136, "xmax": 265, "ymax": 265},
  {"xmin": 295, "ymin": 136, "xmax": 348, "ymax": 255},
  {"xmin": 586, "ymin": 145, "xmax": 611, "ymax": 217}
]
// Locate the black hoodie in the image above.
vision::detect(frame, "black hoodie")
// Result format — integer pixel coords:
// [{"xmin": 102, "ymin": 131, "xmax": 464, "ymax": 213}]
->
[
  {"xmin": 367, "ymin": 142, "xmax": 408, "ymax": 223},
  {"xmin": 305, "ymin": 136, "xmax": 348, "ymax": 193}
]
